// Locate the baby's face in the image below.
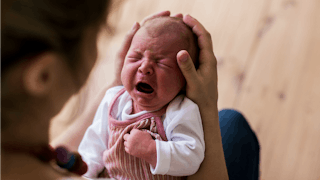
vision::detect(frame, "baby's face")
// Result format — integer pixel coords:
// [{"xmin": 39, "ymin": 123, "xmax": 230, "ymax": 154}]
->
[{"xmin": 121, "ymin": 26, "xmax": 190, "ymax": 112}]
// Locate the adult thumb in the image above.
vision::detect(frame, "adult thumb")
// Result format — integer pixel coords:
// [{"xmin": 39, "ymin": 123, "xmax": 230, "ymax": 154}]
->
[{"xmin": 177, "ymin": 50, "xmax": 198, "ymax": 85}]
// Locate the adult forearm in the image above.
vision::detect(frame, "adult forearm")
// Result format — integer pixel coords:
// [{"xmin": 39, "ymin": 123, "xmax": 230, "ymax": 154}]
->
[{"xmin": 188, "ymin": 104, "xmax": 229, "ymax": 180}]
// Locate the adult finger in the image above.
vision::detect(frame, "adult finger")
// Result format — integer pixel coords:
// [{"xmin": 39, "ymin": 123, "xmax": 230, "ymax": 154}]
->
[
  {"xmin": 177, "ymin": 50, "xmax": 198, "ymax": 86},
  {"xmin": 117, "ymin": 22, "xmax": 140, "ymax": 61},
  {"xmin": 172, "ymin": 13, "xmax": 183, "ymax": 19},
  {"xmin": 141, "ymin": 11, "xmax": 171, "ymax": 25},
  {"xmin": 183, "ymin": 14, "xmax": 213, "ymax": 51}
]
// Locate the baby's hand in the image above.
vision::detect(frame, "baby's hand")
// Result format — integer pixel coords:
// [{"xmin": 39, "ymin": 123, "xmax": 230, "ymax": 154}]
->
[{"xmin": 123, "ymin": 129, "xmax": 157, "ymax": 167}]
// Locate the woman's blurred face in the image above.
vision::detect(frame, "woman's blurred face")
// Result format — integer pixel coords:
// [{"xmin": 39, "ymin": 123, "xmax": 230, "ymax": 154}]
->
[{"xmin": 48, "ymin": 25, "xmax": 101, "ymax": 115}]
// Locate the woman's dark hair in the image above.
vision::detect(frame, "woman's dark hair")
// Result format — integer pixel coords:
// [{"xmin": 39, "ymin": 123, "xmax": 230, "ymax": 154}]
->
[{"xmin": 2, "ymin": 0, "xmax": 111, "ymax": 71}]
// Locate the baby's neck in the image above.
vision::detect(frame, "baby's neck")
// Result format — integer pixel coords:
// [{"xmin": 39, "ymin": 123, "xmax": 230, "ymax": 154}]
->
[
  {"xmin": 131, "ymin": 101, "xmax": 145, "ymax": 114},
  {"xmin": 131, "ymin": 100, "xmax": 165, "ymax": 115}
]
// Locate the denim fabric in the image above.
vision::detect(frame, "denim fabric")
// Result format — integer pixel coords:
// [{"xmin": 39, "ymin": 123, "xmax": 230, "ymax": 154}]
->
[{"xmin": 219, "ymin": 109, "xmax": 260, "ymax": 180}]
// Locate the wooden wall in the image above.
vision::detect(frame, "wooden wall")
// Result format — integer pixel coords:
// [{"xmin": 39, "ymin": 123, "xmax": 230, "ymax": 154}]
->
[{"xmin": 50, "ymin": 0, "xmax": 320, "ymax": 179}]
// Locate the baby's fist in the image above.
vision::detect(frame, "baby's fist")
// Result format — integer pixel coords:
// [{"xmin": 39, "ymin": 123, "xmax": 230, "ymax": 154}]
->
[{"xmin": 123, "ymin": 129, "xmax": 157, "ymax": 167}]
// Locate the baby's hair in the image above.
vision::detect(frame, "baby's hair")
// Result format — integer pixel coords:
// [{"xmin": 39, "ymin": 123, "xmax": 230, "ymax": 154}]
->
[{"xmin": 141, "ymin": 16, "xmax": 199, "ymax": 69}]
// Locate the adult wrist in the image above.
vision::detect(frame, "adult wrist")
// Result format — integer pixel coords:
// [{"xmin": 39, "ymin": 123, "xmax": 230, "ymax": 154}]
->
[{"xmin": 198, "ymin": 98, "xmax": 218, "ymax": 113}]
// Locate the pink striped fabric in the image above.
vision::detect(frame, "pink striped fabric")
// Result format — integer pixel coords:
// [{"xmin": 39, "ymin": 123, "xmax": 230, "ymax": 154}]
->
[{"xmin": 102, "ymin": 88, "xmax": 183, "ymax": 180}]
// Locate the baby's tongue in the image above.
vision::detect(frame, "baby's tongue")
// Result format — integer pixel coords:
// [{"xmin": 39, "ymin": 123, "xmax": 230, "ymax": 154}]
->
[{"xmin": 138, "ymin": 83, "xmax": 154, "ymax": 93}]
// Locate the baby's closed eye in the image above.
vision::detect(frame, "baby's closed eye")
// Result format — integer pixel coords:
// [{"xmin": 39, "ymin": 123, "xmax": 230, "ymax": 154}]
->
[
  {"xmin": 156, "ymin": 59, "xmax": 174, "ymax": 68},
  {"xmin": 127, "ymin": 51, "xmax": 143, "ymax": 61},
  {"xmin": 127, "ymin": 57, "xmax": 140, "ymax": 62},
  {"xmin": 127, "ymin": 55, "xmax": 142, "ymax": 62}
]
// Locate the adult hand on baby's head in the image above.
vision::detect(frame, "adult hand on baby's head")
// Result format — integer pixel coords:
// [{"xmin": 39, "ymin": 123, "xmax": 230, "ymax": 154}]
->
[{"xmin": 177, "ymin": 15, "xmax": 218, "ymax": 109}]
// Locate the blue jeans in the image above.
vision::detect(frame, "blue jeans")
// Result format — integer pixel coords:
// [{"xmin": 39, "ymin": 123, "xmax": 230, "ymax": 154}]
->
[{"xmin": 219, "ymin": 109, "xmax": 260, "ymax": 180}]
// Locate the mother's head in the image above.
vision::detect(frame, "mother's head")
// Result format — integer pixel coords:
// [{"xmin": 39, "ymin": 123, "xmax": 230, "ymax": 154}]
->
[{"xmin": 2, "ymin": 0, "xmax": 110, "ymax": 131}]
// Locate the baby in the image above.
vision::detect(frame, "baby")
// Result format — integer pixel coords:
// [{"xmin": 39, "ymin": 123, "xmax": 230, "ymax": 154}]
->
[{"xmin": 79, "ymin": 16, "xmax": 204, "ymax": 180}]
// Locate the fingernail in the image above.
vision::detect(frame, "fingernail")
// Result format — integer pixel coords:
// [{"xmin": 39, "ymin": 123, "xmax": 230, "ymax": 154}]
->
[
  {"xmin": 186, "ymin": 14, "xmax": 194, "ymax": 19},
  {"xmin": 180, "ymin": 52, "xmax": 188, "ymax": 62},
  {"xmin": 131, "ymin": 22, "xmax": 139, "ymax": 31}
]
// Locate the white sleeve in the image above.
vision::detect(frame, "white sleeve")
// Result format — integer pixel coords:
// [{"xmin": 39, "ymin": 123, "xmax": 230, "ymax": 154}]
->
[
  {"xmin": 150, "ymin": 95, "xmax": 205, "ymax": 176},
  {"xmin": 78, "ymin": 86, "xmax": 123, "ymax": 178}
]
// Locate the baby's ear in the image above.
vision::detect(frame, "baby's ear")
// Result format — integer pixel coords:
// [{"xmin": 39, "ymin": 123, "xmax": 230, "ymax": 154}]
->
[{"xmin": 22, "ymin": 52, "xmax": 59, "ymax": 96}]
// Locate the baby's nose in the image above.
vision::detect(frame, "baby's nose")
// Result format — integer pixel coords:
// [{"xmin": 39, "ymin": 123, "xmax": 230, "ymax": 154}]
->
[{"xmin": 138, "ymin": 60, "xmax": 154, "ymax": 75}]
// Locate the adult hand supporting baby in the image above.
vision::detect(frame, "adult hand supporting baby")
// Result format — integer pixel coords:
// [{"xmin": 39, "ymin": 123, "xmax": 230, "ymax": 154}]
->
[
  {"xmin": 177, "ymin": 15, "xmax": 229, "ymax": 180},
  {"xmin": 177, "ymin": 15, "xmax": 218, "ymax": 108},
  {"xmin": 123, "ymin": 129, "xmax": 157, "ymax": 168}
]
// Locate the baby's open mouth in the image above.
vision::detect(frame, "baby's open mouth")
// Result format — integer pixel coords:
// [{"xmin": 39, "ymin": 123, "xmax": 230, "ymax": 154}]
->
[{"xmin": 136, "ymin": 83, "xmax": 154, "ymax": 94}]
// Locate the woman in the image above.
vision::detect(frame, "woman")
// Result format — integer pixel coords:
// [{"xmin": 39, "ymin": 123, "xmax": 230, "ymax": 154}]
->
[{"xmin": 1, "ymin": 0, "xmax": 259, "ymax": 179}]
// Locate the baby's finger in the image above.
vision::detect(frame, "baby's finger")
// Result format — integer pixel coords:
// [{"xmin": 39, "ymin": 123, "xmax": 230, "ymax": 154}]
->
[
  {"xmin": 183, "ymin": 14, "xmax": 213, "ymax": 51},
  {"xmin": 130, "ymin": 128, "xmax": 139, "ymax": 134},
  {"xmin": 141, "ymin": 11, "xmax": 171, "ymax": 25},
  {"xmin": 125, "ymin": 147, "xmax": 130, "ymax": 154},
  {"xmin": 177, "ymin": 50, "xmax": 198, "ymax": 87},
  {"xmin": 123, "ymin": 133, "xmax": 129, "ymax": 141},
  {"xmin": 172, "ymin": 13, "xmax": 183, "ymax": 19}
]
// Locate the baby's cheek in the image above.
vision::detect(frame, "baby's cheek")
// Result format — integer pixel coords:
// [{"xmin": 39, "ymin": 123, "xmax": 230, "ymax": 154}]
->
[
  {"xmin": 121, "ymin": 65, "xmax": 134, "ymax": 86},
  {"xmin": 166, "ymin": 74, "xmax": 185, "ymax": 92},
  {"xmin": 178, "ymin": 78, "xmax": 186, "ymax": 90},
  {"xmin": 176, "ymin": 71, "xmax": 186, "ymax": 87},
  {"xmin": 120, "ymin": 67, "xmax": 127, "ymax": 85}
]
